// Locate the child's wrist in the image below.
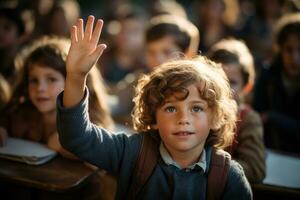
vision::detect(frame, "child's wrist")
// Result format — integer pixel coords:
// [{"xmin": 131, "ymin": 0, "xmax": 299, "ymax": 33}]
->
[{"xmin": 66, "ymin": 72, "xmax": 87, "ymax": 83}]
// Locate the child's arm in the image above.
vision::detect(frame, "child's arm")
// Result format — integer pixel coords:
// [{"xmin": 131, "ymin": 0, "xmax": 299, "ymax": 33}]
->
[
  {"xmin": 47, "ymin": 132, "xmax": 78, "ymax": 160},
  {"xmin": 64, "ymin": 15, "xmax": 106, "ymax": 108}
]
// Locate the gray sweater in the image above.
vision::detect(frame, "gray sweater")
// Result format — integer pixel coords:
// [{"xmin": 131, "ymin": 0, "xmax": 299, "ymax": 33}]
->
[{"xmin": 57, "ymin": 90, "xmax": 252, "ymax": 200}]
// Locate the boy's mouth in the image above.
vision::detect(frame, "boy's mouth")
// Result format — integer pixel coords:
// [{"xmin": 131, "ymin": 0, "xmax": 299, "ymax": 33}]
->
[{"xmin": 173, "ymin": 131, "xmax": 194, "ymax": 136}]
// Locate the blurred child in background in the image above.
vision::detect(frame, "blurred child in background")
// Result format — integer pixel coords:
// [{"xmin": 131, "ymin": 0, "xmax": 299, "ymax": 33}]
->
[
  {"xmin": 208, "ymin": 38, "xmax": 266, "ymax": 183},
  {"xmin": 100, "ymin": 3, "xmax": 147, "ymax": 85},
  {"xmin": 0, "ymin": 36, "xmax": 113, "ymax": 147},
  {"xmin": 252, "ymin": 13, "xmax": 300, "ymax": 154},
  {"xmin": 0, "ymin": 7, "xmax": 27, "ymax": 90},
  {"xmin": 110, "ymin": 14, "xmax": 199, "ymax": 127},
  {"xmin": 0, "ymin": 36, "xmax": 115, "ymax": 200}
]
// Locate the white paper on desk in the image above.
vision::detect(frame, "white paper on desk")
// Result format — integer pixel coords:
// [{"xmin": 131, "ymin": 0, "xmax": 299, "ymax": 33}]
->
[
  {"xmin": 264, "ymin": 149, "xmax": 300, "ymax": 188},
  {"xmin": 0, "ymin": 137, "xmax": 57, "ymax": 165}
]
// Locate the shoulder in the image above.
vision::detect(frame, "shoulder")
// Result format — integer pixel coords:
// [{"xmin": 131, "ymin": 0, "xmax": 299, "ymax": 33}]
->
[
  {"xmin": 223, "ymin": 160, "xmax": 253, "ymax": 199},
  {"xmin": 243, "ymin": 107, "xmax": 262, "ymax": 126}
]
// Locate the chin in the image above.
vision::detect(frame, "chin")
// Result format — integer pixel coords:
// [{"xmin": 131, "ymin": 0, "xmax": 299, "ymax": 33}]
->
[{"xmin": 36, "ymin": 106, "xmax": 55, "ymax": 114}]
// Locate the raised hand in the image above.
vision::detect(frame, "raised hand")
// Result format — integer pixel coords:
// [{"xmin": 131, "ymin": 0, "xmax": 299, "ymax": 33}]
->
[
  {"xmin": 63, "ymin": 16, "xmax": 106, "ymax": 107},
  {"xmin": 66, "ymin": 15, "xmax": 106, "ymax": 76}
]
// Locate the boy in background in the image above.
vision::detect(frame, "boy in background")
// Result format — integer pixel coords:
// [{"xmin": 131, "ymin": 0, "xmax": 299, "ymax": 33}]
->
[
  {"xmin": 110, "ymin": 14, "xmax": 199, "ymax": 127},
  {"xmin": 208, "ymin": 38, "xmax": 266, "ymax": 183}
]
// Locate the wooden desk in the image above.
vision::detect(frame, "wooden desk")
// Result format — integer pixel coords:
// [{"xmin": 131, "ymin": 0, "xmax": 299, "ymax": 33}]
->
[{"xmin": 0, "ymin": 156, "xmax": 96, "ymax": 193}]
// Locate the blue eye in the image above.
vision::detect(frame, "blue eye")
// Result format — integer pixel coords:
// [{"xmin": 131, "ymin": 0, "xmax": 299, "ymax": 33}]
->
[
  {"xmin": 165, "ymin": 106, "xmax": 176, "ymax": 113},
  {"xmin": 191, "ymin": 106, "xmax": 202, "ymax": 112}
]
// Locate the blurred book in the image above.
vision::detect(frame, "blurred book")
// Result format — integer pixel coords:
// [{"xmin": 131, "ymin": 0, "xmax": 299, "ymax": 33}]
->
[{"xmin": 0, "ymin": 137, "xmax": 57, "ymax": 165}]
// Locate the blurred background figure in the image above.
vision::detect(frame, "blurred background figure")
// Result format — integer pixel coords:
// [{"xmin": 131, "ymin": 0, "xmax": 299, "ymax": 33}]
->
[
  {"xmin": 242, "ymin": 0, "xmax": 283, "ymax": 76},
  {"xmin": 208, "ymin": 38, "xmax": 266, "ymax": 183},
  {"xmin": 31, "ymin": 0, "xmax": 80, "ymax": 39},
  {"xmin": 0, "ymin": 36, "xmax": 115, "ymax": 200},
  {"xmin": 109, "ymin": 14, "xmax": 199, "ymax": 128},
  {"xmin": 145, "ymin": 14, "xmax": 199, "ymax": 70},
  {"xmin": 100, "ymin": 3, "xmax": 147, "ymax": 85},
  {"xmin": 252, "ymin": 13, "xmax": 300, "ymax": 154},
  {"xmin": 0, "ymin": 74, "xmax": 11, "ymax": 114},
  {"xmin": 0, "ymin": 6, "xmax": 27, "ymax": 91},
  {"xmin": 148, "ymin": 0, "xmax": 188, "ymax": 19},
  {"xmin": 191, "ymin": 0, "xmax": 239, "ymax": 54}
]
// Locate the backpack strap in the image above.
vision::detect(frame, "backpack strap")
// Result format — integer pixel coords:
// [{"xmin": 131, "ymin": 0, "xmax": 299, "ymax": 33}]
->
[
  {"xmin": 207, "ymin": 148, "xmax": 231, "ymax": 200},
  {"xmin": 127, "ymin": 133, "xmax": 159, "ymax": 199}
]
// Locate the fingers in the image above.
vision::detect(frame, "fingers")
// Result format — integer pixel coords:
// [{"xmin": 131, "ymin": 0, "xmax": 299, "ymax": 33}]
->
[
  {"xmin": 77, "ymin": 19, "xmax": 84, "ymax": 41},
  {"xmin": 91, "ymin": 19, "xmax": 103, "ymax": 45},
  {"xmin": 84, "ymin": 15, "xmax": 95, "ymax": 41},
  {"xmin": 90, "ymin": 44, "xmax": 107, "ymax": 63},
  {"xmin": 70, "ymin": 26, "xmax": 78, "ymax": 43}
]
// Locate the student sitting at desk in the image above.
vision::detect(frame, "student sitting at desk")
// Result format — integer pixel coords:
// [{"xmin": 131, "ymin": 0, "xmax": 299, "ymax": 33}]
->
[
  {"xmin": 252, "ymin": 13, "xmax": 300, "ymax": 154},
  {"xmin": 0, "ymin": 36, "xmax": 115, "ymax": 200}
]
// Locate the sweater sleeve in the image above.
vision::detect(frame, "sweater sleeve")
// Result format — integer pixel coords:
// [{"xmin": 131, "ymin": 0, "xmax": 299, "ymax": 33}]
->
[
  {"xmin": 56, "ymin": 88, "xmax": 140, "ymax": 175},
  {"xmin": 222, "ymin": 160, "xmax": 253, "ymax": 200}
]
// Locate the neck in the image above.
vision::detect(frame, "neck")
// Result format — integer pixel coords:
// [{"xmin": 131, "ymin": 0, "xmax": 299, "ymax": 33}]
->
[{"xmin": 164, "ymin": 144, "xmax": 204, "ymax": 169}]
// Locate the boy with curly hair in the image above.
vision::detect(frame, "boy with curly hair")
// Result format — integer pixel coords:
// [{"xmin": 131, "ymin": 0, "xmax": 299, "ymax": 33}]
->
[{"xmin": 57, "ymin": 16, "xmax": 252, "ymax": 199}]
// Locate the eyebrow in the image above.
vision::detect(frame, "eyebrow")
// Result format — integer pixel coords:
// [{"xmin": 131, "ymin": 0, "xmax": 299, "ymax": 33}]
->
[
  {"xmin": 164, "ymin": 99, "xmax": 207, "ymax": 105},
  {"xmin": 29, "ymin": 71, "xmax": 59, "ymax": 77}
]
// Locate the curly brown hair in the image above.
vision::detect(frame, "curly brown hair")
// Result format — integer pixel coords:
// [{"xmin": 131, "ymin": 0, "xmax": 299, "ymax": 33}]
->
[{"xmin": 132, "ymin": 56, "xmax": 237, "ymax": 149}]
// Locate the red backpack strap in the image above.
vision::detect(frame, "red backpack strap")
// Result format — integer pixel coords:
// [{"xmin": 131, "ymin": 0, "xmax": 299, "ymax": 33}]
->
[
  {"xmin": 127, "ymin": 133, "xmax": 160, "ymax": 199},
  {"xmin": 207, "ymin": 147, "xmax": 231, "ymax": 200}
]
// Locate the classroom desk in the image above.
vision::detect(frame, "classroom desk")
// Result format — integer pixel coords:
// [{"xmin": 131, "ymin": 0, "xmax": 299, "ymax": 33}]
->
[
  {"xmin": 0, "ymin": 156, "xmax": 96, "ymax": 192},
  {"xmin": 252, "ymin": 149, "xmax": 300, "ymax": 200}
]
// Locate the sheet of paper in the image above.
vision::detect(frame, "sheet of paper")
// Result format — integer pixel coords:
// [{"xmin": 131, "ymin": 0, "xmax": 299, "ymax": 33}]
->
[
  {"xmin": 263, "ymin": 149, "xmax": 300, "ymax": 188},
  {"xmin": 0, "ymin": 137, "xmax": 57, "ymax": 165}
]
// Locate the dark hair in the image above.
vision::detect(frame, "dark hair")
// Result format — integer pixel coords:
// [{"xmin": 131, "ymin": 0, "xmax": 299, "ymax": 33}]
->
[
  {"xmin": 12, "ymin": 36, "xmax": 69, "ymax": 105},
  {"xmin": 0, "ymin": 7, "xmax": 25, "ymax": 35},
  {"xmin": 275, "ymin": 15, "xmax": 300, "ymax": 47},
  {"xmin": 207, "ymin": 38, "xmax": 255, "ymax": 89},
  {"xmin": 210, "ymin": 49, "xmax": 248, "ymax": 86},
  {"xmin": 24, "ymin": 44, "xmax": 66, "ymax": 78},
  {"xmin": 146, "ymin": 22, "xmax": 190, "ymax": 52}
]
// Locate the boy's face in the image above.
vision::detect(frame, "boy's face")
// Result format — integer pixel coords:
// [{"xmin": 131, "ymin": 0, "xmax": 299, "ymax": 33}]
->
[
  {"xmin": 28, "ymin": 64, "xmax": 65, "ymax": 114},
  {"xmin": 153, "ymin": 84, "xmax": 213, "ymax": 157},
  {"xmin": 146, "ymin": 36, "xmax": 182, "ymax": 70},
  {"xmin": 0, "ymin": 16, "xmax": 19, "ymax": 49},
  {"xmin": 115, "ymin": 18, "xmax": 145, "ymax": 53},
  {"xmin": 222, "ymin": 63, "xmax": 244, "ymax": 102},
  {"xmin": 281, "ymin": 34, "xmax": 300, "ymax": 80}
]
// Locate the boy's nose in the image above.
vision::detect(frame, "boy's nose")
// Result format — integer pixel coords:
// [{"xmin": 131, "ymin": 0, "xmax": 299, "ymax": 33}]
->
[
  {"xmin": 177, "ymin": 110, "xmax": 190, "ymax": 125},
  {"xmin": 37, "ymin": 81, "xmax": 47, "ymax": 91}
]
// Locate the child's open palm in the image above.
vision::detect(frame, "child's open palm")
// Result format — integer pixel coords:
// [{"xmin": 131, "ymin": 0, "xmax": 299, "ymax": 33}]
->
[{"xmin": 66, "ymin": 16, "xmax": 106, "ymax": 76}]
